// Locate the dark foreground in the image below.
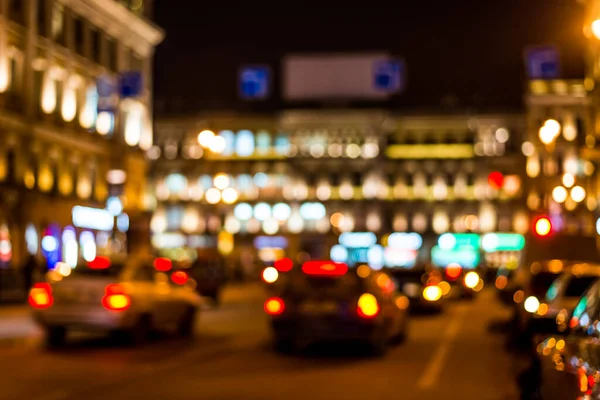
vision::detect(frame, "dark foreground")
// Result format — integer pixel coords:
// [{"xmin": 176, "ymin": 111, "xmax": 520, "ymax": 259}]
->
[{"xmin": 0, "ymin": 286, "xmax": 521, "ymax": 400}]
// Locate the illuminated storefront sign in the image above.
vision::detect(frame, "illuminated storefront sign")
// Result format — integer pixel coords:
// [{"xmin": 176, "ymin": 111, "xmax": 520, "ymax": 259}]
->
[
  {"xmin": 72, "ymin": 206, "xmax": 114, "ymax": 231},
  {"xmin": 152, "ymin": 233, "xmax": 186, "ymax": 249},
  {"xmin": 254, "ymin": 236, "xmax": 288, "ymax": 250},
  {"xmin": 431, "ymin": 245, "xmax": 480, "ymax": 269},
  {"xmin": 384, "ymin": 248, "xmax": 418, "ymax": 268},
  {"xmin": 385, "ymin": 144, "xmax": 474, "ymax": 159},
  {"xmin": 386, "ymin": 232, "xmax": 423, "ymax": 250},
  {"xmin": 438, "ymin": 233, "xmax": 480, "ymax": 250},
  {"xmin": 481, "ymin": 233, "xmax": 525, "ymax": 252},
  {"xmin": 339, "ymin": 232, "xmax": 377, "ymax": 248}
]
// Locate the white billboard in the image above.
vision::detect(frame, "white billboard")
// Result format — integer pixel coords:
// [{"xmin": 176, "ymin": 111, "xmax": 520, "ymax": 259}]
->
[{"xmin": 283, "ymin": 53, "xmax": 405, "ymax": 101}]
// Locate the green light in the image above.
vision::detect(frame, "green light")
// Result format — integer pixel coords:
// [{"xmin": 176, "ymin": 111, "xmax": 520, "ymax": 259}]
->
[
  {"xmin": 482, "ymin": 233, "xmax": 525, "ymax": 252},
  {"xmin": 438, "ymin": 233, "xmax": 480, "ymax": 250},
  {"xmin": 573, "ymin": 297, "xmax": 588, "ymax": 320},
  {"xmin": 431, "ymin": 245, "xmax": 480, "ymax": 268}
]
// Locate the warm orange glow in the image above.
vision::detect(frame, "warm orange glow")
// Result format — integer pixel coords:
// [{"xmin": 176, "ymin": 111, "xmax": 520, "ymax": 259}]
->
[
  {"xmin": 330, "ymin": 212, "xmax": 344, "ymax": 228},
  {"xmin": 537, "ymin": 303, "xmax": 549, "ymax": 316},
  {"xmin": 513, "ymin": 290, "xmax": 525, "ymax": 304},
  {"xmin": 357, "ymin": 293, "xmax": 379, "ymax": 318},
  {"xmin": 264, "ymin": 297, "xmax": 285, "ymax": 315},
  {"xmin": 395, "ymin": 296, "xmax": 409, "ymax": 310},
  {"xmin": 28, "ymin": 283, "xmax": 53, "ymax": 309},
  {"xmin": 495, "ymin": 275, "xmax": 508, "ymax": 290},
  {"xmin": 423, "ymin": 285, "xmax": 442, "ymax": 302},
  {"xmin": 446, "ymin": 263, "xmax": 462, "ymax": 280},
  {"xmin": 102, "ymin": 284, "xmax": 131, "ymax": 311}
]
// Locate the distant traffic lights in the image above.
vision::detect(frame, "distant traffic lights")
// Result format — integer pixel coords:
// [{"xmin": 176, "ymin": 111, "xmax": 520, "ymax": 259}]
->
[{"xmin": 534, "ymin": 217, "xmax": 552, "ymax": 237}]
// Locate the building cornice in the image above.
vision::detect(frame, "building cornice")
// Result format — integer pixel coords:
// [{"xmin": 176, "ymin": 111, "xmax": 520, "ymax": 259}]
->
[{"xmin": 60, "ymin": 0, "xmax": 165, "ymax": 57}]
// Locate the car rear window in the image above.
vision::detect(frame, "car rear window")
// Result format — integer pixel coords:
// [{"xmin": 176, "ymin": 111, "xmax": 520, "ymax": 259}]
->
[
  {"xmin": 70, "ymin": 263, "xmax": 126, "ymax": 278},
  {"xmin": 564, "ymin": 276, "xmax": 598, "ymax": 298},
  {"xmin": 390, "ymin": 270, "xmax": 427, "ymax": 285},
  {"xmin": 530, "ymin": 272, "xmax": 560, "ymax": 298},
  {"xmin": 284, "ymin": 272, "xmax": 363, "ymax": 299}
]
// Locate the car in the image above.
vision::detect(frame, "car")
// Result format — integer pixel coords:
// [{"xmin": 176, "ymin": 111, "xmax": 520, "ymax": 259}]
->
[
  {"xmin": 29, "ymin": 255, "xmax": 203, "ymax": 348},
  {"xmin": 388, "ymin": 266, "xmax": 445, "ymax": 313},
  {"xmin": 265, "ymin": 261, "xmax": 409, "ymax": 355},
  {"xmin": 536, "ymin": 279, "xmax": 600, "ymax": 400},
  {"xmin": 526, "ymin": 263, "xmax": 600, "ymax": 335},
  {"xmin": 510, "ymin": 260, "xmax": 582, "ymax": 338},
  {"xmin": 440, "ymin": 263, "xmax": 484, "ymax": 300},
  {"xmin": 186, "ymin": 250, "xmax": 228, "ymax": 303}
]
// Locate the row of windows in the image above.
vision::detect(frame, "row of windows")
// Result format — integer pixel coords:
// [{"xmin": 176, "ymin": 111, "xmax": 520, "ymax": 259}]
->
[{"xmin": 8, "ymin": 0, "xmax": 144, "ymax": 73}]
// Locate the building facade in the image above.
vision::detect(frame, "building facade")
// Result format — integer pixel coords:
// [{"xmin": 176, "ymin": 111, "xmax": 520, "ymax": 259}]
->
[
  {"xmin": 0, "ymin": 0, "xmax": 163, "ymax": 300},
  {"xmin": 150, "ymin": 111, "xmax": 526, "ymax": 278}
]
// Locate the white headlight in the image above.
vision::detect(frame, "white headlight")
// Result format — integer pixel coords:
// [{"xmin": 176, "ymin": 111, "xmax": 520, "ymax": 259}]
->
[{"xmin": 524, "ymin": 296, "xmax": 540, "ymax": 313}]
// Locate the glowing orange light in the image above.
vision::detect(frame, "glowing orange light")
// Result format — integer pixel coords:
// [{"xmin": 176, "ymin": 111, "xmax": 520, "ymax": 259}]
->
[
  {"xmin": 264, "ymin": 297, "xmax": 285, "ymax": 315},
  {"xmin": 535, "ymin": 217, "xmax": 552, "ymax": 237}
]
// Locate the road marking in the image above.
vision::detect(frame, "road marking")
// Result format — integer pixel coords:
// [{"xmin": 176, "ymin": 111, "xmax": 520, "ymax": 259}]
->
[{"xmin": 417, "ymin": 304, "xmax": 468, "ymax": 390}]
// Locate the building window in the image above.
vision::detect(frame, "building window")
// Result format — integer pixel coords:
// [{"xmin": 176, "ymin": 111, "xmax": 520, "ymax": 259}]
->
[
  {"xmin": 37, "ymin": 0, "xmax": 47, "ymax": 37},
  {"xmin": 9, "ymin": 0, "xmax": 25, "ymax": 26},
  {"xmin": 51, "ymin": 2, "xmax": 65, "ymax": 45},
  {"xmin": 107, "ymin": 38, "xmax": 118, "ymax": 71},
  {"xmin": 91, "ymin": 29, "xmax": 101, "ymax": 64},
  {"xmin": 74, "ymin": 18, "xmax": 85, "ymax": 56}
]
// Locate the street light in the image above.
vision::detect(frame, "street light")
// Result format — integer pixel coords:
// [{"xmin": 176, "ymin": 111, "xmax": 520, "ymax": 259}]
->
[
  {"xmin": 209, "ymin": 136, "xmax": 226, "ymax": 154},
  {"xmin": 592, "ymin": 19, "xmax": 600, "ymax": 40},
  {"xmin": 198, "ymin": 130, "xmax": 215, "ymax": 148},
  {"xmin": 539, "ymin": 119, "xmax": 561, "ymax": 145}
]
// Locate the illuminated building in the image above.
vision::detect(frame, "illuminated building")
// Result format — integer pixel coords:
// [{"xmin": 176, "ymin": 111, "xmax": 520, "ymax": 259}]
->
[
  {"xmin": 149, "ymin": 111, "xmax": 526, "ymax": 272},
  {"xmin": 0, "ymin": 0, "xmax": 163, "ymax": 300}
]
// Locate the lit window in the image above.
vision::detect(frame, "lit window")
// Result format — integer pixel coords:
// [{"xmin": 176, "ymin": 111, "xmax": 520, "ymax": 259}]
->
[
  {"xmin": 219, "ymin": 130, "xmax": 235, "ymax": 155},
  {"xmin": 236, "ymin": 130, "xmax": 255, "ymax": 157},
  {"xmin": 275, "ymin": 133, "xmax": 290, "ymax": 155},
  {"xmin": 256, "ymin": 131, "xmax": 271, "ymax": 154}
]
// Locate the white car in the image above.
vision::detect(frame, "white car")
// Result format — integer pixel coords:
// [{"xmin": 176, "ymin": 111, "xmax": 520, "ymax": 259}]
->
[{"xmin": 29, "ymin": 255, "xmax": 202, "ymax": 348}]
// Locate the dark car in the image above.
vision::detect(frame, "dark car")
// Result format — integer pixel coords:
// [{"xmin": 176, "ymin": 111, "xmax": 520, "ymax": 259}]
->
[
  {"xmin": 440, "ymin": 264, "xmax": 484, "ymax": 300},
  {"xmin": 265, "ymin": 261, "xmax": 409, "ymax": 355},
  {"xmin": 388, "ymin": 267, "xmax": 445, "ymax": 313},
  {"xmin": 187, "ymin": 251, "xmax": 227, "ymax": 303},
  {"xmin": 537, "ymin": 279, "xmax": 600, "ymax": 400}
]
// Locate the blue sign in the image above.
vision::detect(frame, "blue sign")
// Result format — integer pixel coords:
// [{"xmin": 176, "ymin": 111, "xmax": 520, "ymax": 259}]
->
[
  {"xmin": 373, "ymin": 59, "xmax": 405, "ymax": 93},
  {"xmin": 239, "ymin": 66, "xmax": 270, "ymax": 100},
  {"xmin": 525, "ymin": 46, "xmax": 560, "ymax": 79},
  {"xmin": 96, "ymin": 75, "xmax": 118, "ymax": 113},
  {"xmin": 253, "ymin": 236, "xmax": 288, "ymax": 250},
  {"xmin": 119, "ymin": 71, "xmax": 143, "ymax": 98}
]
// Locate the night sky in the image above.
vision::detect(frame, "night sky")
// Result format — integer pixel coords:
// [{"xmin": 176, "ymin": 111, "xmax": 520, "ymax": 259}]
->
[{"xmin": 153, "ymin": 0, "xmax": 586, "ymax": 115}]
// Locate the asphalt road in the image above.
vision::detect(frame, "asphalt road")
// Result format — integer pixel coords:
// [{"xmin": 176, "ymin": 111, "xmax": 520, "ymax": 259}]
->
[{"xmin": 0, "ymin": 286, "xmax": 522, "ymax": 400}]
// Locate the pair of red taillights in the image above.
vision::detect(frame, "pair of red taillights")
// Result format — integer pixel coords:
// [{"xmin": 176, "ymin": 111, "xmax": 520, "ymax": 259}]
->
[
  {"xmin": 28, "ymin": 283, "xmax": 131, "ymax": 312},
  {"xmin": 272, "ymin": 259, "xmax": 349, "ymax": 276},
  {"xmin": 264, "ymin": 293, "xmax": 380, "ymax": 319}
]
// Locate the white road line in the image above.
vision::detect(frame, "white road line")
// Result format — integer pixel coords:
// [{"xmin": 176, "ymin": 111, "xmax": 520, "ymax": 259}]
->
[{"xmin": 417, "ymin": 304, "xmax": 468, "ymax": 390}]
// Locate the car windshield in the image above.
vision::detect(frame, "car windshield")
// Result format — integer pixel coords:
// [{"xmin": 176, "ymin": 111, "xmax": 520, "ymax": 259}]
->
[
  {"xmin": 389, "ymin": 269, "xmax": 427, "ymax": 285},
  {"xmin": 530, "ymin": 272, "xmax": 561, "ymax": 298},
  {"xmin": 564, "ymin": 276, "xmax": 599, "ymax": 298}
]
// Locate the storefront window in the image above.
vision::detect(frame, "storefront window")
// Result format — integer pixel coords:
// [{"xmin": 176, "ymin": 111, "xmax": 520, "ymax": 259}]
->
[
  {"xmin": 256, "ymin": 131, "xmax": 271, "ymax": 154},
  {"xmin": 236, "ymin": 130, "xmax": 254, "ymax": 157},
  {"xmin": 62, "ymin": 226, "xmax": 78, "ymax": 268},
  {"xmin": 25, "ymin": 224, "xmax": 38, "ymax": 255},
  {"xmin": 275, "ymin": 133, "xmax": 290, "ymax": 155},
  {"xmin": 0, "ymin": 224, "xmax": 12, "ymax": 268}
]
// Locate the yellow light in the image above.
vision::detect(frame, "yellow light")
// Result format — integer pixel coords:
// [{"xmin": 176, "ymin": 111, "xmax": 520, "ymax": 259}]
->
[
  {"xmin": 423, "ymin": 285, "xmax": 442, "ymax": 302},
  {"xmin": 524, "ymin": 296, "xmax": 540, "ymax": 313},
  {"xmin": 551, "ymin": 186, "xmax": 567, "ymax": 203},
  {"xmin": 464, "ymin": 271, "xmax": 480, "ymax": 289},
  {"xmin": 592, "ymin": 19, "xmax": 600, "ymax": 40},
  {"xmin": 570, "ymin": 186, "xmax": 586, "ymax": 203},
  {"xmin": 209, "ymin": 136, "xmax": 226, "ymax": 154},
  {"xmin": 107, "ymin": 294, "xmax": 130, "ymax": 310},
  {"xmin": 357, "ymin": 293, "xmax": 379, "ymax": 317},
  {"xmin": 556, "ymin": 339, "xmax": 565, "ymax": 351},
  {"xmin": 221, "ymin": 187, "xmax": 238, "ymax": 204},
  {"xmin": 213, "ymin": 174, "xmax": 230, "ymax": 190},
  {"xmin": 395, "ymin": 296, "xmax": 409, "ymax": 310},
  {"xmin": 356, "ymin": 264, "xmax": 371, "ymax": 278},
  {"xmin": 535, "ymin": 218, "xmax": 552, "ymax": 236},
  {"xmin": 262, "ymin": 267, "xmax": 279, "ymax": 284},
  {"xmin": 385, "ymin": 144, "xmax": 474, "ymax": 159},
  {"xmin": 538, "ymin": 303, "xmax": 549, "ymax": 316},
  {"xmin": 439, "ymin": 281, "xmax": 451, "ymax": 296},
  {"xmin": 205, "ymin": 188, "xmax": 221, "ymax": 204},
  {"xmin": 539, "ymin": 126, "xmax": 555, "ymax": 145},
  {"xmin": 198, "ymin": 130, "xmax": 215, "ymax": 148}
]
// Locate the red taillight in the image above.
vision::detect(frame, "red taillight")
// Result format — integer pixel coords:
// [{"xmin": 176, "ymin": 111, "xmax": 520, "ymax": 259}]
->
[
  {"xmin": 357, "ymin": 293, "xmax": 379, "ymax": 318},
  {"xmin": 171, "ymin": 271, "xmax": 189, "ymax": 286},
  {"xmin": 302, "ymin": 261, "xmax": 348, "ymax": 276},
  {"xmin": 445, "ymin": 263, "xmax": 462, "ymax": 280},
  {"xmin": 102, "ymin": 284, "xmax": 131, "ymax": 311},
  {"xmin": 274, "ymin": 258, "xmax": 293, "ymax": 272},
  {"xmin": 154, "ymin": 257, "xmax": 172, "ymax": 272},
  {"xmin": 28, "ymin": 283, "xmax": 53, "ymax": 309},
  {"xmin": 264, "ymin": 297, "xmax": 285, "ymax": 315},
  {"xmin": 88, "ymin": 256, "xmax": 111, "ymax": 270}
]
